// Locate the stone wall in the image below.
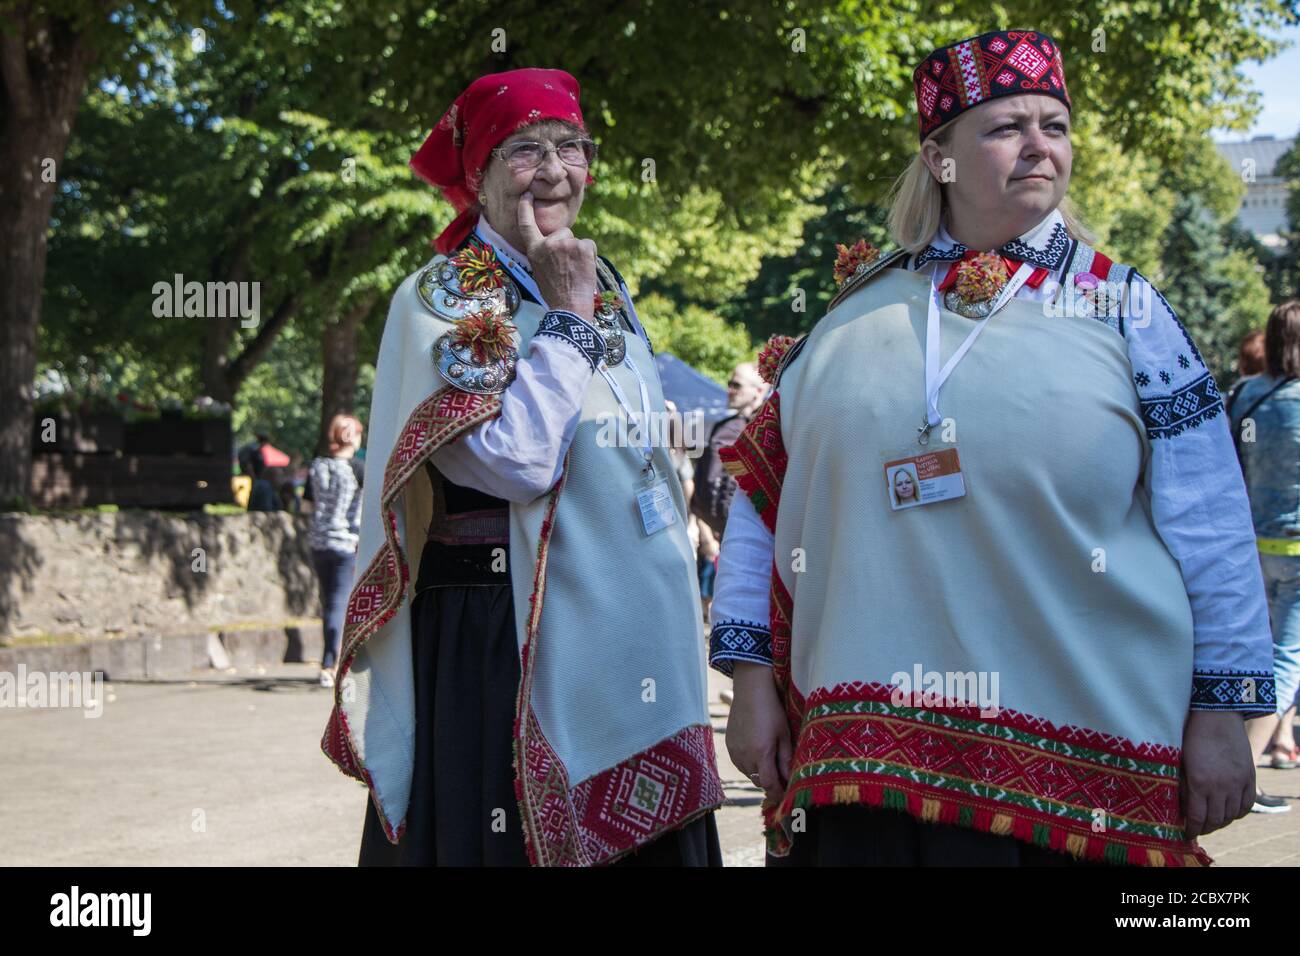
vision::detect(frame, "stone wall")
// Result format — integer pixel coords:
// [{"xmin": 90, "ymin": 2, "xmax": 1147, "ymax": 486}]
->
[{"xmin": 0, "ymin": 511, "xmax": 321, "ymax": 642}]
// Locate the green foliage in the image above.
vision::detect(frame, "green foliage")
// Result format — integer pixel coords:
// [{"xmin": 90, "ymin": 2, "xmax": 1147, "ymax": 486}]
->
[
  {"xmin": 1270, "ymin": 135, "xmax": 1300, "ymax": 301},
  {"xmin": 35, "ymin": 0, "xmax": 1300, "ymax": 440},
  {"xmin": 230, "ymin": 323, "xmax": 322, "ymax": 462},
  {"xmin": 1158, "ymin": 193, "xmax": 1273, "ymax": 381},
  {"xmin": 721, "ymin": 184, "xmax": 891, "ymax": 340},
  {"xmin": 636, "ymin": 294, "xmax": 756, "ymax": 384}
]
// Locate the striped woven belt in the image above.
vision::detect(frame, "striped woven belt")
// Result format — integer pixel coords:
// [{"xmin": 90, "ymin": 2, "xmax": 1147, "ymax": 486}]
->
[
  {"xmin": 428, "ymin": 507, "xmax": 509, "ymax": 545},
  {"xmin": 1258, "ymin": 537, "xmax": 1300, "ymax": 556}
]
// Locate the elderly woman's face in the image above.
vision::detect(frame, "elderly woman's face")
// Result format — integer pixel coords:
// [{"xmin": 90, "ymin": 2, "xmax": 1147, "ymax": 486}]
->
[
  {"xmin": 927, "ymin": 94, "xmax": 1071, "ymax": 235},
  {"xmin": 480, "ymin": 120, "xmax": 587, "ymax": 247}
]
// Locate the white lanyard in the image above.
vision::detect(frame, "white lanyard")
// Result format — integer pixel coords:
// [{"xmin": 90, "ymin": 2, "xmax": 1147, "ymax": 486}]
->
[
  {"xmin": 599, "ymin": 360, "xmax": 655, "ymax": 473},
  {"xmin": 477, "ymin": 225, "xmax": 544, "ymax": 305},
  {"xmin": 922, "ymin": 260, "xmax": 1034, "ymax": 439}
]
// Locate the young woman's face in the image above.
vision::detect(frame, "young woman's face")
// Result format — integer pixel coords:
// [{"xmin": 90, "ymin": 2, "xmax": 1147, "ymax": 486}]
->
[
  {"xmin": 924, "ymin": 94, "xmax": 1072, "ymax": 236},
  {"xmin": 894, "ymin": 470, "xmax": 916, "ymax": 501},
  {"xmin": 479, "ymin": 120, "xmax": 588, "ymax": 246}
]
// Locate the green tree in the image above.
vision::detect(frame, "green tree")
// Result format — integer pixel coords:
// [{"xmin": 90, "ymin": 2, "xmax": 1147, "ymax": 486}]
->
[
  {"xmin": 1268, "ymin": 135, "xmax": 1300, "ymax": 301},
  {"xmin": 1159, "ymin": 193, "xmax": 1272, "ymax": 381},
  {"xmin": 28, "ymin": 0, "xmax": 1299, "ymax": 505},
  {"xmin": 2, "ymin": 0, "xmax": 207, "ymax": 505}
]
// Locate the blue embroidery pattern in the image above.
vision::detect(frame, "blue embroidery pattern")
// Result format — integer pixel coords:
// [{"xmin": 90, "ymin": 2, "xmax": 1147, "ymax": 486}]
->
[
  {"xmin": 998, "ymin": 220, "xmax": 1071, "ymax": 270},
  {"xmin": 1139, "ymin": 371, "xmax": 1224, "ymax": 440},
  {"xmin": 1191, "ymin": 671, "xmax": 1276, "ymax": 713},
  {"xmin": 535, "ymin": 310, "xmax": 606, "ymax": 371},
  {"xmin": 709, "ymin": 620, "xmax": 773, "ymax": 677},
  {"xmin": 914, "ymin": 220, "xmax": 1071, "ymax": 272}
]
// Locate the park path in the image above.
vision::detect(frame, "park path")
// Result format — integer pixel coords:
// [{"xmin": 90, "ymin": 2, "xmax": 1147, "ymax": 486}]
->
[{"xmin": 0, "ymin": 661, "xmax": 1290, "ymax": 866}]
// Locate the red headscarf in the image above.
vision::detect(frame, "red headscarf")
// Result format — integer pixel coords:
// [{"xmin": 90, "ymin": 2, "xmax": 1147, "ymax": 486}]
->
[{"xmin": 411, "ymin": 68, "xmax": 589, "ymax": 253}]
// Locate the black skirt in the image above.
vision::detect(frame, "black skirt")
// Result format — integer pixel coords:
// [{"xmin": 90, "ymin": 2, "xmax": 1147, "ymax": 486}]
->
[
  {"xmin": 766, "ymin": 804, "xmax": 1107, "ymax": 867},
  {"xmin": 358, "ymin": 538, "xmax": 721, "ymax": 866}
]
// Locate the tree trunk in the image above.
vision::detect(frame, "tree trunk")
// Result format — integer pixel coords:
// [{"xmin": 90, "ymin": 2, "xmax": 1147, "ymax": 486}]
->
[
  {"xmin": 0, "ymin": 15, "xmax": 93, "ymax": 506},
  {"xmin": 317, "ymin": 297, "xmax": 375, "ymax": 456}
]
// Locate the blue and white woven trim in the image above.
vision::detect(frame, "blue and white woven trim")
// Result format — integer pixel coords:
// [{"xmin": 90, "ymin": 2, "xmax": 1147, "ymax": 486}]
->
[
  {"xmin": 708, "ymin": 620, "xmax": 773, "ymax": 677},
  {"xmin": 1139, "ymin": 371, "xmax": 1224, "ymax": 440},
  {"xmin": 535, "ymin": 309, "xmax": 606, "ymax": 371},
  {"xmin": 1190, "ymin": 670, "xmax": 1276, "ymax": 714}
]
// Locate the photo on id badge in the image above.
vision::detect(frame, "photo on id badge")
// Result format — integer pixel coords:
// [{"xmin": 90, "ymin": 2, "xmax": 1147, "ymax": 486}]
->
[{"xmin": 884, "ymin": 449, "xmax": 966, "ymax": 511}]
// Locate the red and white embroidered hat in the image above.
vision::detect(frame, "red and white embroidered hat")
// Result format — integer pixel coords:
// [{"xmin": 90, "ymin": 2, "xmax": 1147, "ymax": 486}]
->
[{"xmin": 913, "ymin": 29, "xmax": 1071, "ymax": 141}]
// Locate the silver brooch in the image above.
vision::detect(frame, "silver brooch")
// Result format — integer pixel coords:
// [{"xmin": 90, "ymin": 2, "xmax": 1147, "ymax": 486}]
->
[
  {"xmin": 592, "ymin": 301, "xmax": 626, "ymax": 366},
  {"xmin": 943, "ymin": 291, "xmax": 997, "ymax": 319},
  {"xmin": 416, "ymin": 258, "xmax": 521, "ymax": 324},
  {"xmin": 432, "ymin": 333, "xmax": 518, "ymax": 395}
]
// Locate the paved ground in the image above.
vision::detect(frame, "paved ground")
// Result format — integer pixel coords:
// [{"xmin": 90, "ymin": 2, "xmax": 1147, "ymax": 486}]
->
[{"xmin": 0, "ymin": 661, "xmax": 1293, "ymax": 866}]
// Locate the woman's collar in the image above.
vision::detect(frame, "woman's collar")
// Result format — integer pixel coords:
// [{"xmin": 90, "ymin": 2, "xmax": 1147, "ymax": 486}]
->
[
  {"xmin": 474, "ymin": 216, "xmax": 532, "ymax": 274},
  {"xmin": 919, "ymin": 207, "xmax": 1071, "ymax": 271}
]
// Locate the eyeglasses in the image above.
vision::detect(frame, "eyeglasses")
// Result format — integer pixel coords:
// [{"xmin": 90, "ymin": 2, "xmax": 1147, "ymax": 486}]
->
[{"xmin": 492, "ymin": 138, "xmax": 598, "ymax": 171}]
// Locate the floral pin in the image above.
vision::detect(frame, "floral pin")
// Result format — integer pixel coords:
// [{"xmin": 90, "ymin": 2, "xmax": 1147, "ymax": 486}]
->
[
  {"xmin": 758, "ymin": 334, "xmax": 797, "ymax": 385},
  {"xmin": 833, "ymin": 239, "xmax": 881, "ymax": 287},
  {"xmin": 953, "ymin": 253, "xmax": 1010, "ymax": 303},
  {"xmin": 595, "ymin": 290, "xmax": 625, "ymax": 315},
  {"xmin": 449, "ymin": 238, "xmax": 506, "ymax": 294},
  {"xmin": 451, "ymin": 307, "xmax": 517, "ymax": 364}
]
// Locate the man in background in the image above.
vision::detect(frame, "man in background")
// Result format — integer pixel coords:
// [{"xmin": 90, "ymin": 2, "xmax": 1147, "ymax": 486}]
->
[{"xmin": 691, "ymin": 362, "xmax": 765, "ymax": 623}]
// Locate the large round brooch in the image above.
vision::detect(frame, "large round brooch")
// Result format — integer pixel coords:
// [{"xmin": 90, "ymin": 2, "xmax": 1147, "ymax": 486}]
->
[
  {"xmin": 943, "ymin": 291, "xmax": 997, "ymax": 319},
  {"xmin": 945, "ymin": 253, "xmax": 1011, "ymax": 320},
  {"xmin": 416, "ymin": 257, "xmax": 520, "ymax": 323},
  {"xmin": 432, "ymin": 333, "xmax": 517, "ymax": 394},
  {"xmin": 593, "ymin": 293, "xmax": 627, "ymax": 365}
]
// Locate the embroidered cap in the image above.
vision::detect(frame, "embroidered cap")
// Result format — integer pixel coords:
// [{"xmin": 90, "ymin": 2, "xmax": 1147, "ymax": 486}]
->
[{"xmin": 913, "ymin": 30, "xmax": 1071, "ymax": 141}]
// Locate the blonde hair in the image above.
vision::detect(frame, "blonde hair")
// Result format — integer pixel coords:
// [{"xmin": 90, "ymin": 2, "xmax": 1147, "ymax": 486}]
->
[
  {"xmin": 327, "ymin": 414, "xmax": 363, "ymax": 455},
  {"xmin": 886, "ymin": 116, "xmax": 1095, "ymax": 253}
]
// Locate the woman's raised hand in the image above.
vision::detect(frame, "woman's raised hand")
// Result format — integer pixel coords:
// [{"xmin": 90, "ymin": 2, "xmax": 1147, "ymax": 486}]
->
[{"xmin": 517, "ymin": 191, "xmax": 597, "ymax": 321}]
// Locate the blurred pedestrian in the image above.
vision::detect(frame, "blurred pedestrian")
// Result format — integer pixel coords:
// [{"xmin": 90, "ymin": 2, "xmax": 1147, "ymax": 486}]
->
[
  {"xmin": 1231, "ymin": 300, "xmax": 1300, "ymax": 796},
  {"xmin": 246, "ymin": 455, "xmax": 281, "ymax": 512},
  {"xmin": 1226, "ymin": 328, "xmax": 1266, "ymax": 417},
  {"xmin": 691, "ymin": 361, "xmax": 764, "ymax": 622},
  {"xmin": 308, "ymin": 414, "xmax": 364, "ymax": 688}
]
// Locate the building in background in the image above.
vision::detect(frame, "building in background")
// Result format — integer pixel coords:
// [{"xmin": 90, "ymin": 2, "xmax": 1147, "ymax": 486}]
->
[{"xmin": 1217, "ymin": 134, "xmax": 1294, "ymax": 251}]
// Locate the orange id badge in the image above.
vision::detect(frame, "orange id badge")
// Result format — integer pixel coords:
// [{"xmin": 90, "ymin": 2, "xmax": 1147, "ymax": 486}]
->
[{"xmin": 882, "ymin": 447, "xmax": 967, "ymax": 511}]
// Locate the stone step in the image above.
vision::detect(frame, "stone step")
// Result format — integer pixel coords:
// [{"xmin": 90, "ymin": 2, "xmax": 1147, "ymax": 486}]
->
[{"xmin": 0, "ymin": 622, "xmax": 324, "ymax": 681}]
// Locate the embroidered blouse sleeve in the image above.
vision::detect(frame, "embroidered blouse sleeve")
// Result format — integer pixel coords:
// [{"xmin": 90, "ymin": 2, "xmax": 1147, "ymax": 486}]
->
[
  {"xmin": 1125, "ymin": 272, "xmax": 1274, "ymax": 715},
  {"xmin": 707, "ymin": 389, "xmax": 790, "ymax": 676},
  {"xmin": 709, "ymin": 489, "xmax": 776, "ymax": 675},
  {"xmin": 433, "ymin": 309, "xmax": 606, "ymax": 504}
]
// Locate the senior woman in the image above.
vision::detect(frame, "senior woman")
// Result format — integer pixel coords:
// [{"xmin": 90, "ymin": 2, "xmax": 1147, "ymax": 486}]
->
[
  {"xmin": 321, "ymin": 68, "xmax": 724, "ymax": 866},
  {"xmin": 709, "ymin": 30, "xmax": 1274, "ymax": 866}
]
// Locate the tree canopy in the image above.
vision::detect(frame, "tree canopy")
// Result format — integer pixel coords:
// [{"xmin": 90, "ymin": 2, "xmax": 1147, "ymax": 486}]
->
[{"xmin": 28, "ymin": 0, "xmax": 1300, "ymax": 464}]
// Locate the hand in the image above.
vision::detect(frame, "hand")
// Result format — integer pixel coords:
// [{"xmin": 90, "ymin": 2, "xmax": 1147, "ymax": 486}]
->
[
  {"xmin": 726, "ymin": 662, "xmax": 794, "ymax": 805},
  {"xmin": 516, "ymin": 191, "xmax": 597, "ymax": 320},
  {"xmin": 1180, "ymin": 710, "xmax": 1256, "ymax": 839}
]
